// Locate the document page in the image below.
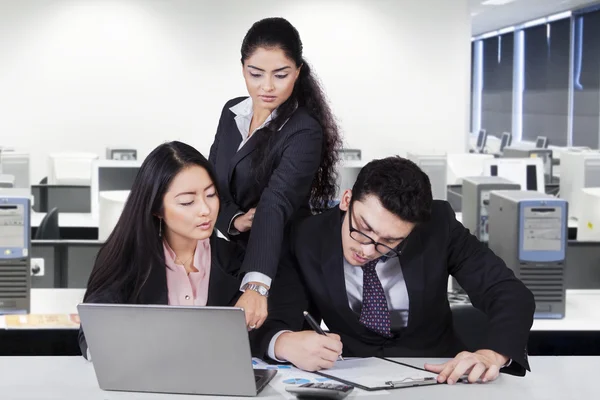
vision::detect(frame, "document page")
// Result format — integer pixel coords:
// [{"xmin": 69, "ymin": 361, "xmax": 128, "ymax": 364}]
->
[
  {"xmin": 252, "ymin": 358, "xmax": 389, "ymax": 397},
  {"xmin": 322, "ymin": 358, "xmax": 438, "ymax": 388}
]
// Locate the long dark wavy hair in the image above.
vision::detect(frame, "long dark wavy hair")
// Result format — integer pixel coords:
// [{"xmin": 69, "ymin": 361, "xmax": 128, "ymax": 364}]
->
[
  {"xmin": 83, "ymin": 141, "xmax": 219, "ymax": 304},
  {"xmin": 241, "ymin": 17, "xmax": 342, "ymax": 212}
]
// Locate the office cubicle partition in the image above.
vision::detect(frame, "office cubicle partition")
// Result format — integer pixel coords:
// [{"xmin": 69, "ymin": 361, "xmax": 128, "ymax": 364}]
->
[
  {"xmin": 31, "ymin": 185, "xmax": 91, "ymax": 213},
  {"xmin": 31, "ymin": 241, "xmax": 103, "ymax": 288}
]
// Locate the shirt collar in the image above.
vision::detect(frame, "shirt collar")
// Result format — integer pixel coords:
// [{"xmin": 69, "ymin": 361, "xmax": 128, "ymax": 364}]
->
[
  {"xmin": 229, "ymin": 97, "xmax": 254, "ymax": 118},
  {"xmin": 229, "ymin": 97, "xmax": 296, "ymax": 132}
]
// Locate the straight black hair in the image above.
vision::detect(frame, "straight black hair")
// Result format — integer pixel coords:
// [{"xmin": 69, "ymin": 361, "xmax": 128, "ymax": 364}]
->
[{"xmin": 83, "ymin": 141, "xmax": 218, "ymax": 304}]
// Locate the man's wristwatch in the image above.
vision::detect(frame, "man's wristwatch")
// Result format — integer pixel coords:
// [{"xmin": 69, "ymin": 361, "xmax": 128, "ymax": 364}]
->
[{"xmin": 242, "ymin": 283, "xmax": 269, "ymax": 297}]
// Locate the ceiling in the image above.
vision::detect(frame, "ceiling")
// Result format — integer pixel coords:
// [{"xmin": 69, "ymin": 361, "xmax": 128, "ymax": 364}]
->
[{"xmin": 471, "ymin": 0, "xmax": 600, "ymax": 35}]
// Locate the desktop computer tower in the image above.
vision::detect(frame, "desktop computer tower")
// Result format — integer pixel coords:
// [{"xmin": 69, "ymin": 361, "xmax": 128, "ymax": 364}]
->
[
  {"xmin": 0, "ymin": 196, "xmax": 31, "ymax": 314},
  {"xmin": 488, "ymin": 191, "xmax": 567, "ymax": 319},
  {"xmin": 462, "ymin": 176, "xmax": 520, "ymax": 242}
]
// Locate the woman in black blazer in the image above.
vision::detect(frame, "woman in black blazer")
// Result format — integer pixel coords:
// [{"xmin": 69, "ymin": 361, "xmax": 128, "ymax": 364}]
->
[
  {"xmin": 209, "ymin": 17, "xmax": 342, "ymax": 331},
  {"xmin": 78, "ymin": 141, "xmax": 271, "ymax": 359}
]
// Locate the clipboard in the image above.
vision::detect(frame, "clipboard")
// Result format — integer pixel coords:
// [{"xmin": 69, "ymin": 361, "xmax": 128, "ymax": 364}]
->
[{"xmin": 314, "ymin": 357, "xmax": 439, "ymax": 391}]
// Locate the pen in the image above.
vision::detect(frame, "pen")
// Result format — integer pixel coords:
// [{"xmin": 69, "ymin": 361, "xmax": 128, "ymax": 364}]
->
[{"xmin": 303, "ymin": 311, "xmax": 344, "ymax": 361}]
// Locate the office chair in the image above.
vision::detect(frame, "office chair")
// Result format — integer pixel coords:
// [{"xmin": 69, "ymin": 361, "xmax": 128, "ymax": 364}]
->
[
  {"xmin": 450, "ymin": 303, "xmax": 489, "ymax": 352},
  {"xmin": 35, "ymin": 207, "xmax": 60, "ymax": 240}
]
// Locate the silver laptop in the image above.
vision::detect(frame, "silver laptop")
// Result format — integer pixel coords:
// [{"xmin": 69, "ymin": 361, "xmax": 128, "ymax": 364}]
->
[{"xmin": 77, "ymin": 303, "xmax": 276, "ymax": 397}]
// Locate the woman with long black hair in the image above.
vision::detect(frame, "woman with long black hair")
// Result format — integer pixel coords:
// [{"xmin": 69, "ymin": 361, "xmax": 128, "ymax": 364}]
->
[
  {"xmin": 80, "ymin": 141, "xmax": 253, "ymax": 358},
  {"xmin": 209, "ymin": 17, "xmax": 342, "ymax": 331}
]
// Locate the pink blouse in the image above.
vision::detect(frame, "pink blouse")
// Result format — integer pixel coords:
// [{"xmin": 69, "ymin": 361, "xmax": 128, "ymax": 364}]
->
[{"xmin": 163, "ymin": 239, "xmax": 211, "ymax": 306}]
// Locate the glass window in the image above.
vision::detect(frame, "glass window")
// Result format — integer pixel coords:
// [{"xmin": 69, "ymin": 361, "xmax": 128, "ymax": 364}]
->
[
  {"xmin": 572, "ymin": 10, "xmax": 600, "ymax": 148},
  {"xmin": 522, "ymin": 19, "xmax": 570, "ymax": 146},
  {"xmin": 481, "ymin": 34, "xmax": 514, "ymax": 137}
]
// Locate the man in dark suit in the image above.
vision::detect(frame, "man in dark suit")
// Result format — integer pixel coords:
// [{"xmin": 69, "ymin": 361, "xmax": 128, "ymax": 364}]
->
[{"xmin": 257, "ymin": 156, "xmax": 535, "ymax": 384}]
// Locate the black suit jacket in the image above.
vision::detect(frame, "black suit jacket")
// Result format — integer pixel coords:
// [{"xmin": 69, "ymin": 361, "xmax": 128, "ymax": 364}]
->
[
  {"xmin": 257, "ymin": 202, "xmax": 535, "ymax": 376},
  {"xmin": 78, "ymin": 233, "xmax": 247, "ymax": 357},
  {"xmin": 209, "ymin": 97, "xmax": 323, "ymax": 279}
]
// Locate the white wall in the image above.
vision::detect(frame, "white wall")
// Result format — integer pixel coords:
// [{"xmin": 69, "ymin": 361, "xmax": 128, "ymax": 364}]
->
[{"xmin": 0, "ymin": 0, "xmax": 471, "ymax": 183}]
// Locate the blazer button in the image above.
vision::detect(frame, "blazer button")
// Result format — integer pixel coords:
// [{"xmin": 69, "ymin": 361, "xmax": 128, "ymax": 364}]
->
[{"xmin": 185, "ymin": 295, "xmax": 190, "ymax": 300}]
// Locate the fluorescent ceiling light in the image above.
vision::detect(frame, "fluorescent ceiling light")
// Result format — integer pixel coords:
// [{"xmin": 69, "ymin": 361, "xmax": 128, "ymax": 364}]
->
[
  {"xmin": 479, "ymin": 30, "xmax": 499, "ymax": 39},
  {"xmin": 521, "ymin": 17, "xmax": 547, "ymax": 28},
  {"xmin": 482, "ymin": 0, "xmax": 517, "ymax": 5},
  {"xmin": 547, "ymin": 11, "xmax": 572, "ymax": 21},
  {"xmin": 498, "ymin": 26, "xmax": 515, "ymax": 34}
]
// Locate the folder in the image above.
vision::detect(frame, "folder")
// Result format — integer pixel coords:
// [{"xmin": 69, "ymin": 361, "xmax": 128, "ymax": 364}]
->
[{"xmin": 315, "ymin": 357, "xmax": 439, "ymax": 391}]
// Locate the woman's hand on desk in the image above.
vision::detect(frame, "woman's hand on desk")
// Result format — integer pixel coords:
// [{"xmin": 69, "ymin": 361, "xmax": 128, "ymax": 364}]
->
[
  {"xmin": 274, "ymin": 331, "xmax": 343, "ymax": 372},
  {"xmin": 424, "ymin": 349, "xmax": 509, "ymax": 384},
  {"xmin": 233, "ymin": 208, "xmax": 256, "ymax": 233}
]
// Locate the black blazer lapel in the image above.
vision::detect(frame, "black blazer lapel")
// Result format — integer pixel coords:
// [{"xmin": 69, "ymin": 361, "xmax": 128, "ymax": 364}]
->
[
  {"xmin": 397, "ymin": 227, "xmax": 426, "ymax": 335},
  {"xmin": 319, "ymin": 209, "xmax": 385, "ymax": 341},
  {"xmin": 227, "ymin": 129, "xmax": 260, "ymax": 184},
  {"xmin": 320, "ymin": 217, "xmax": 351, "ymax": 314},
  {"xmin": 206, "ymin": 234, "xmax": 244, "ymax": 307}
]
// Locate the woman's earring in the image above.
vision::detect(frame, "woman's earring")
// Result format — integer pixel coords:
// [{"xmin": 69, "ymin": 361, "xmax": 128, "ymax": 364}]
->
[{"xmin": 159, "ymin": 218, "xmax": 162, "ymax": 237}]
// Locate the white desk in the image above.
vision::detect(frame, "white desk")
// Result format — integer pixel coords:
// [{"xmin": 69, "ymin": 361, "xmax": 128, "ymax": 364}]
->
[
  {"xmin": 31, "ymin": 212, "xmax": 98, "ymax": 228},
  {"xmin": 454, "ymin": 212, "xmax": 579, "ymax": 229},
  {"xmin": 0, "ymin": 289, "xmax": 85, "ymax": 329},
  {"xmin": 0, "ymin": 356, "xmax": 595, "ymax": 398}
]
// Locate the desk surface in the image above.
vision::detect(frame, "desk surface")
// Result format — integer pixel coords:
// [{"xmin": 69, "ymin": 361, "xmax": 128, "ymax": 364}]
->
[
  {"xmin": 31, "ymin": 212, "xmax": 98, "ymax": 228},
  {"xmin": 0, "ymin": 356, "xmax": 594, "ymax": 399}
]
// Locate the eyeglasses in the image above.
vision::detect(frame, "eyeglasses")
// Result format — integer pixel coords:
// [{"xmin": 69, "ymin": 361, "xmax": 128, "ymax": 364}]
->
[{"xmin": 348, "ymin": 202, "xmax": 403, "ymax": 258}]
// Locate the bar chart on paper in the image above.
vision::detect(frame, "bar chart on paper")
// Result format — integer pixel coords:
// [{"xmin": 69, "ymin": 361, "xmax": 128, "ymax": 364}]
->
[
  {"xmin": 251, "ymin": 358, "xmax": 388, "ymax": 398},
  {"xmin": 252, "ymin": 358, "xmax": 332, "ymax": 384}
]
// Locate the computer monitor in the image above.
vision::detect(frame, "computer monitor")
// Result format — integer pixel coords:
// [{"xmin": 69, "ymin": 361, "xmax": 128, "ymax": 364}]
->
[
  {"xmin": 48, "ymin": 153, "xmax": 99, "ymax": 185},
  {"xmin": 446, "ymin": 153, "xmax": 494, "ymax": 185},
  {"xmin": 91, "ymin": 160, "xmax": 141, "ymax": 219},
  {"xmin": 483, "ymin": 158, "xmax": 545, "ymax": 193},
  {"xmin": 106, "ymin": 148, "xmax": 137, "ymax": 161},
  {"xmin": 499, "ymin": 132, "xmax": 512, "ymax": 152},
  {"xmin": 476, "ymin": 130, "xmax": 488, "ymax": 152},
  {"xmin": 407, "ymin": 153, "xmax": 447, "ymax": 200},
  {"xmin": 535, "ymin": 136, "xmax": 548, "ymax": 149},
  {"xmin": 0, "ymin": 152, "xmax": 30, "ymax": 188}
]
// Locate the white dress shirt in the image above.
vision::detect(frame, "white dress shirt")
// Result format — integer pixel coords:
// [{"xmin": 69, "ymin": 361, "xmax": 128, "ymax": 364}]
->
[
  {"xmin": 267, "ymin": 257, "xmax": 410, "ymax": 360},
  {"xmin": 227, "ymin": 97, "xmax": 291, "ymax": 290}
]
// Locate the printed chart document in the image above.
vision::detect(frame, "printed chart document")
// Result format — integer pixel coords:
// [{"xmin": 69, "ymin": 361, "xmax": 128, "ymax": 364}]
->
[
  {"xmin": 316, "ymin": 357, "xmax": 439, "ymax": 391},
  {"xmin": 252, "ymin": 358, "xmax": 389, "ymax": 397}
]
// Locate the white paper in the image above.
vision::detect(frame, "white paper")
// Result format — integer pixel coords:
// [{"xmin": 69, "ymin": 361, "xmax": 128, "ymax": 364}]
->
[
  {"xmin": 322, "ymin": 358, "xmax": 437, "ymax": 388},
  {"xmin": 252, "ymin": 358, "xmax": 389, "ymax": 397}
]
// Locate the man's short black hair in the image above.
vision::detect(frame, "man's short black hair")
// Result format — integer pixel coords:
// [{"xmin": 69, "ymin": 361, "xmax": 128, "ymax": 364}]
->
[{"xmin": 351, "ymin": 156, "xmax": 433, "ymax": 223}]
